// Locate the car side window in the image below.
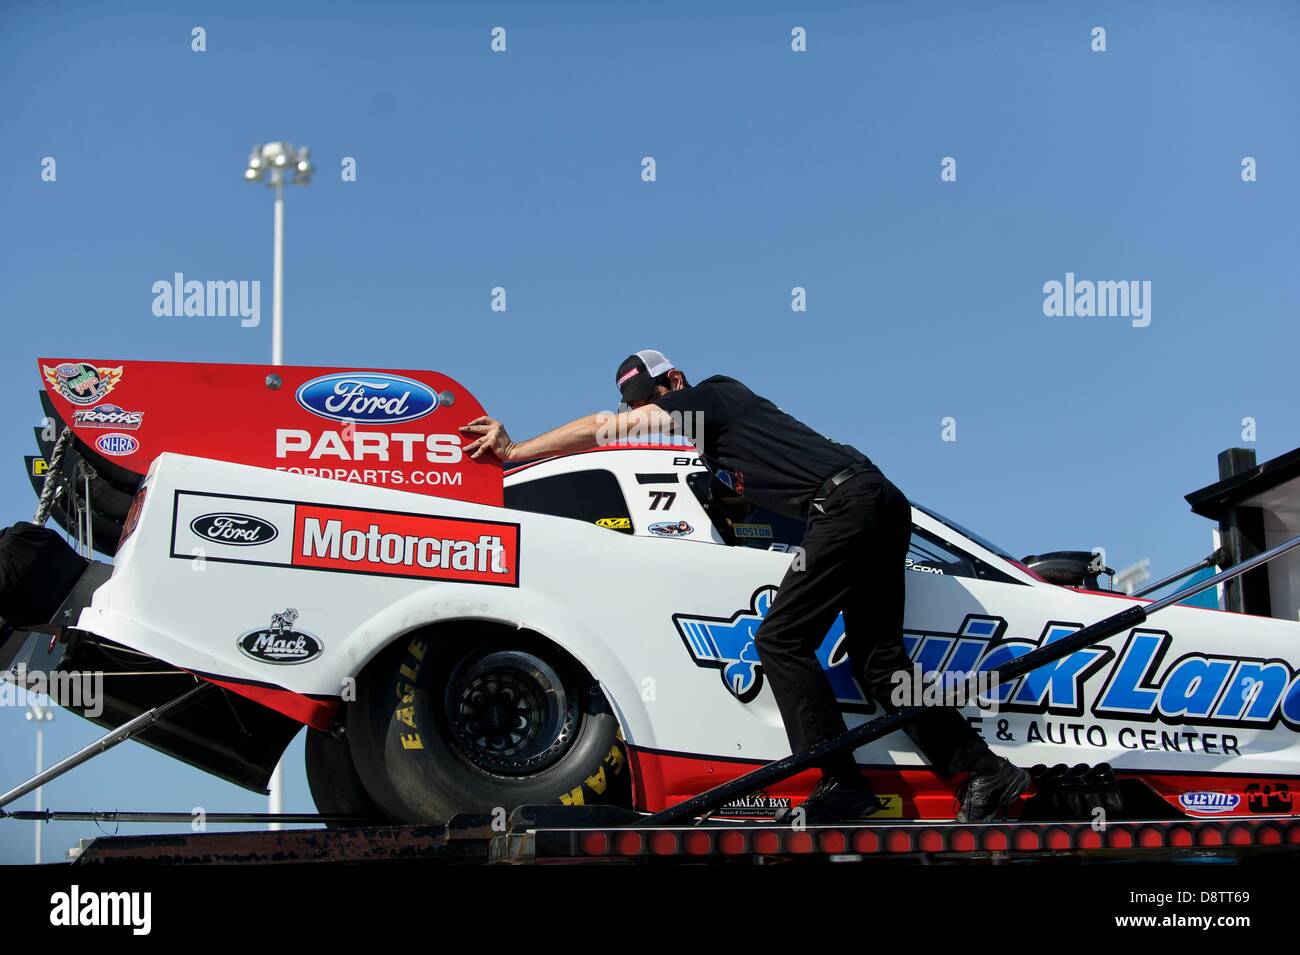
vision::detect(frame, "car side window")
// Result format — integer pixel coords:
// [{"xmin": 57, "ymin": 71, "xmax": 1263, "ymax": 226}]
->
[
  {"xmin": 685, "ymin": 471, "xmax": 807, "ymax": 548},
  {"xmin": 731, "ymin": 507, "xmax": 807, "ymax": 550},
  {"xmin": 503, "ymin": 469, "xmax": 634, "ymax": 533},
  {"xmin": 909, "ymin": 525, "xmax": 1018, "ymax": 584}
]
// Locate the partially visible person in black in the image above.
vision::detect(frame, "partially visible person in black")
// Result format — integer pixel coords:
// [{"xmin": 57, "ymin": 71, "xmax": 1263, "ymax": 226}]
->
[{"xmin": 460, "ymin": 349, "xmax": 1031, "ymax": 823}]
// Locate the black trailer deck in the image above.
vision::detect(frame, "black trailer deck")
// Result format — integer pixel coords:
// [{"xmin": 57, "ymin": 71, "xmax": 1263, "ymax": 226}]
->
[{"xmin": 60, "ymin": 807, "xmax": 1300, "ymax": 865}]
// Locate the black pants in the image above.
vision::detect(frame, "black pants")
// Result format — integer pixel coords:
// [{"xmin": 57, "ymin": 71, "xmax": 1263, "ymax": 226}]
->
[{"xmin": 753, "ymin": 470, "xmax": 990, "ymax": 781}]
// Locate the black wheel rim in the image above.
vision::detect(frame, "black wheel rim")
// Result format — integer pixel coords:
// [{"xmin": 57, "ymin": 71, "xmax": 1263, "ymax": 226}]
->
[{"xmin": 445, "ymin": 649, "xmax": 579, "ymax": 775}]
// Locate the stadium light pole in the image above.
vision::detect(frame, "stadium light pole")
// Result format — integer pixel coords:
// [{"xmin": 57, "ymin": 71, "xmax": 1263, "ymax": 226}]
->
[
  {"xmin": 244, "ymin": 142, "xmax": 314, "ymax": 366},
  {"xmin": 26, "ymin": 701, "xmax": 53, "ymax": 863},
  {"xmin": 244, "ymin": 142, "xmax": 313, "ymax": 828}
]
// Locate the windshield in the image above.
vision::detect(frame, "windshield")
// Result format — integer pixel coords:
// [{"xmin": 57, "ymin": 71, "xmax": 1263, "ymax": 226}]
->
[{"xmin": 911, "ymin": 502, "xmax": 1019, "ymax": 564}]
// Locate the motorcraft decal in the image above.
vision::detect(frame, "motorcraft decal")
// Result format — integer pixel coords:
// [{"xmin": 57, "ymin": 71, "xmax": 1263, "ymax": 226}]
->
[{"xmin": 171, "ymin": 490, "xmax": 519, "ymax": 586}]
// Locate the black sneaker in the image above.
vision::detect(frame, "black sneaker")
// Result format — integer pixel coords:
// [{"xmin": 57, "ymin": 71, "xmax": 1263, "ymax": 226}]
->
[
  {"xmin": 773, "ymin": 777, "xmax": 887, "ymax": 825},
  {"xmin": 956, "ymin": 757, "xmax": 1032, "ymax": 823}
]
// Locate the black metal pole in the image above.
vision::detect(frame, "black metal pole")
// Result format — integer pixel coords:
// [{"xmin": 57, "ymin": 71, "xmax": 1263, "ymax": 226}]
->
[
  {"xmin": 1130, "ymin": 548, "xmax": 1227, "ymax": 599},
  {"xmin": 642, "ymin": 532, "xmax": 1300, "ymax": 826},
  {"xmin": 0, "ymin": 682, "xmax": 215, "ymax": 811},
  {"xmin": 0, "ymin": 809, "xmax": 371, "ymax": 826}
]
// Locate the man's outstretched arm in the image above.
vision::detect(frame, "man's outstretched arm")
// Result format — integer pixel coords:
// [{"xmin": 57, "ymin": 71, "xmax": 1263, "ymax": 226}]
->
[{"xmin": 460, "ymin": 405, "xmax": 673, "ymax": 462}]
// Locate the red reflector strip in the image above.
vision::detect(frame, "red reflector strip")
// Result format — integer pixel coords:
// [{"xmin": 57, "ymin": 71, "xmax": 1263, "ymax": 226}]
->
[
  {"xmin": 537, "ymin": 817, "xmax": 1300, "ymax": 860},
  {"xmin": 579, "ymin": 832, "xmax": 609, "ymax": 856}
]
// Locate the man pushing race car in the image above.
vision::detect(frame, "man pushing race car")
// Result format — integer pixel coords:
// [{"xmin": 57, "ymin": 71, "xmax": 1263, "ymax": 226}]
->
[{"xmin": 460, "ymin": 348, "xmax": 1032, "ymax": 823}]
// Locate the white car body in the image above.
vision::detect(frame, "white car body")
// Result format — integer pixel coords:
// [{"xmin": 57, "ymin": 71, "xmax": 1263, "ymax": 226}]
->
[{"xmin": 78, "ymin": 445, "xmax": 1300, "ymax": 818}]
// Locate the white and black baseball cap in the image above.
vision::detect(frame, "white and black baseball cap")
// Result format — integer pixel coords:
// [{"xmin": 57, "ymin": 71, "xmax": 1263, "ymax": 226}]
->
[{"xmin": 615, "ymin": 349, "xmax": 674, "ymax": 402}]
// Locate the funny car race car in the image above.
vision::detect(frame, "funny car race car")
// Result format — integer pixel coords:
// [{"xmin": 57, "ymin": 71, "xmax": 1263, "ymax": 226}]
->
[{"xmin": 4, "ymin": 358, "xmax": 1300, "ymax": 823}]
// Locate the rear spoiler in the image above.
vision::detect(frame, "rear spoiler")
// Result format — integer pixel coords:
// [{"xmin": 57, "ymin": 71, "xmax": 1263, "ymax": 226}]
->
[{"xmin": 30, "ymin": 358, "xmax": 502, "ymax": 554}]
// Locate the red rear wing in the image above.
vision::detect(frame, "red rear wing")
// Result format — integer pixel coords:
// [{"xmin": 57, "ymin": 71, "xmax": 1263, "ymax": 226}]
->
[{"xmin": 37, "ymin": 358, "xmax": 502, "ymax": 507}]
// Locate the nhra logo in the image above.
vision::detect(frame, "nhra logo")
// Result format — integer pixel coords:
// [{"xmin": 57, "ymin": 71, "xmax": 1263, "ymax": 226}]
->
[
  {"xmin": 94, "ymin": 432, "xmax": 139, "ymax": 457},
  {"xmin": 43, "ymin": 362, "xmax": 123, "ymax": 406},
  {"xmin": 296, "ymin": 372, "xmax": 438, "ymax": 425},
  {"xmin": 238, "ymin": 609, "xmax": 323, "ymax": 665},
  {"xmin": 73, "ymin": 403, "xmax": 143, "ymax": 430},
  {"xmin": 190, "ymin": 513, "xmax": 278, "ymax": 546},
  {"xmin": 1178, "ymin": 791, "xmax": 1241, "ymax": 815}
]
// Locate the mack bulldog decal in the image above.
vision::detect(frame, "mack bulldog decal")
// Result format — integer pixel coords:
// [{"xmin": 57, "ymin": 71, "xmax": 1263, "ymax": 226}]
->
[{"xmin": 237, "ymin": 609, "xmax": 323, "ymax": 665}]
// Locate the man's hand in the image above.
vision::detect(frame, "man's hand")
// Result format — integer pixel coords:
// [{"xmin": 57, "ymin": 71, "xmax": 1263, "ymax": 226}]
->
[
  {"xmin": 460, "ymin": 416, "xmax": 516, "ymax": 461},
  {"xmin": 460, "ymin": 404, "xmax": 675, "ymax": 464}
]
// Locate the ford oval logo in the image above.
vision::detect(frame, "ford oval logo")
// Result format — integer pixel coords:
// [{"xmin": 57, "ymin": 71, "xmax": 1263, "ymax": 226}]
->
[
  {"xmin": 190, "ymin": 512, "xmax": 278, "ymax": 546},
  {"xmin": 295, "ymin": 372, "xmax": 437, "ymax": 424}
]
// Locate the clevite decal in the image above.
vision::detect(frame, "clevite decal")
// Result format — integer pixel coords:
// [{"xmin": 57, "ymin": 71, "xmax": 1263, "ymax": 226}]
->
[{"xmin": 1178, "ymin": 791, "xmax": 1240, "ymax": 815}]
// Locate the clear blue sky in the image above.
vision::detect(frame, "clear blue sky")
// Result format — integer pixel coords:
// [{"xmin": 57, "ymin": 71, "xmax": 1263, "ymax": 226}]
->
[{"xmin": 1, "ymin": 1, "xmax": 1297, "ymax": 862}]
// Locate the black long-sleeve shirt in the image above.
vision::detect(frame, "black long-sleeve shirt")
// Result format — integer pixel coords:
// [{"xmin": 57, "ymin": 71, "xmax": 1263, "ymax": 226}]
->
[{"xmin": 652, "ymin": 375, "xmax": 873, "ymax": 519}]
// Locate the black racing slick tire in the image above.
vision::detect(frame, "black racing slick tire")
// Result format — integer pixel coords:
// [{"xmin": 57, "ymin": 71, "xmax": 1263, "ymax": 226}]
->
[
  {"xmin": 346, "ymin": 640, "xmax": 421, "ymax": 822},
  {"xmin": 375, "ymin": 627, "xmax": 629, "ymax": 823},
  {"xmin": 304, "ymin": 725, "xmax": 382, "ymax": 827}
]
